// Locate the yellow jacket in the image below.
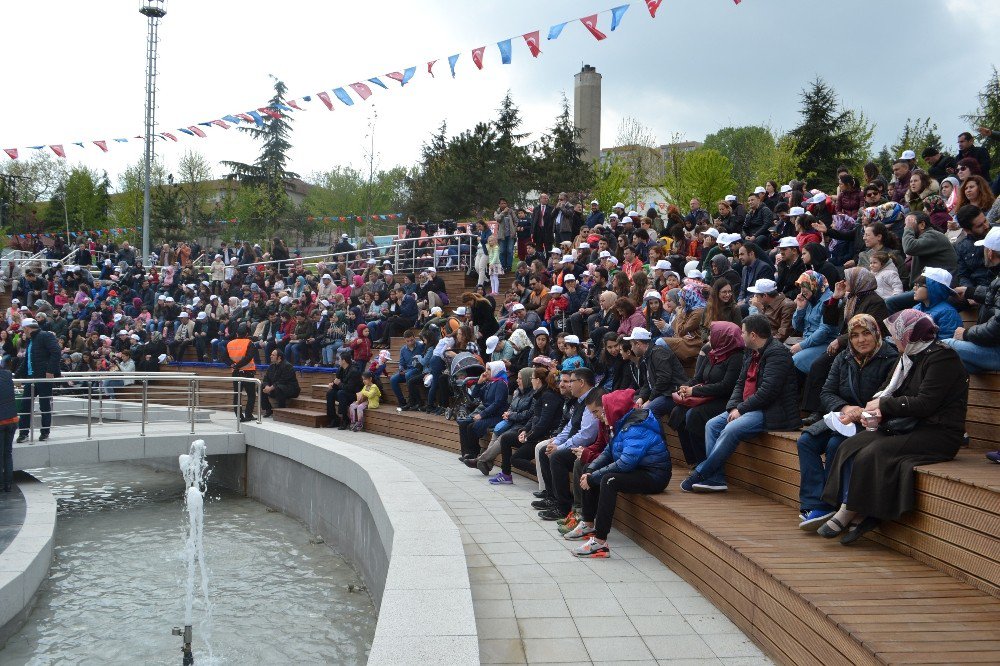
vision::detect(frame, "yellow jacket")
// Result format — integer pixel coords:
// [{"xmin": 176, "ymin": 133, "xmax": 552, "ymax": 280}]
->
[{"xmin": 360, "ymin": 383, "xmax": 381, "ymax": 409}]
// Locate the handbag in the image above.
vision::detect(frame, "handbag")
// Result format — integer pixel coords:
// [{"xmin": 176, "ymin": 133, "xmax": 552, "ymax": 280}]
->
[
  {"xmin": 879, "ymin": 416, "xmax": 919, "ymax": 435},
  {"xmin": 671, "ymin": 386, "xmax": 713, "ymax": 408}
]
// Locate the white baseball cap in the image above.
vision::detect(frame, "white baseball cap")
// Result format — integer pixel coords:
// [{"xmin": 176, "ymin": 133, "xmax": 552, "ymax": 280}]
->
[
  {"xmin": 551, "ymin": 247, "xmax": 563, "ymax": 254},
  {"xmin": 581, "ymin": 270, "xmax": 591, "ymax": 277},
  {"xmin": 606, "ymin": 256, "xmax": 619, "ymax": 266},
  {"xmin": 627, "ymin": 210, "xmax": 639, "ymax": 218},
  {"xmin": 974, "ymin": 226, "xmax": 1000, "ymax": 251},
  {"xmin": 563, "ymin": 335, "xmax": 581, "ymax": 345},
  {"xmin": 533, "ymin": 327, "xmax": 549, "ymax": 337},
  {"xmin": 789, "ymin": 206, "xmax": 806, "ymax": 216},
  {"xmin": 426, "ymin": 266, "xmax": 437, "ymax": 272},
  {"xmin": 701, "ymin": 228, "xmax": 720, "ymax": 239},
  {"xmin": 921, "ymin": 267, "xmax": 953, "ymax": 288},
  {"xmin": 113, "ymin": 313, "xmax": 123, "ymax": 321},
  {"xmin": 717, "ymin": 233, "xmax": 738, "ymax": 248},
  {"xmin": 383, "ymin": 270, "xmax": 393, "ymax": 275},
  {"xmin": 240, "ymin": 299, "xmax": 249, "ymax": 308},
  {"xmin": 157, "ymin": 353, "xmax": 167, "ymax": 363},
  {"xmin": 577, "ymin": 242, "xmax": 590, "ymax": 249},
  {"xmin": 643, "ymin": 290, "xmax": 662, "ymax": 301},
  {"xmin": 366, "ymin": 258, "xmax": 377, "ymax": 265},
  {"xmin": 624, "ymin": 327, "xmax": 651, "ymax": 341},
  {"xmin": 683, "ymin": 260, "xmax": 701, "ymax": 277},
  {"xmin": 599, "ymin": 250, "xmax": 611, "ymax": 259},
  {"xmin": 563, "ymin": 273, "xmax": 577, "ymax": 282},
  {"xmin": 549, "ymin": 285, "xmax": 564, "ymax": 294},
  {"xmin": 900, "ymin": 149, "xmax": 916, "ymax": 160},
  {"xmin": 322, "ymin": 274, "xmax": 332, "ymax": 280},
  {"xmin": 779, "ymin": 184, "xmax": 792, "ymax": 193},
  {"xmin": 747, "ymin": 278, "xmax": 778, "ymax": 294},
  {"xmin": 590, "ymin": 199, "xmax": 599, "ymax": 205},
  {"xmin": 20, "ymin": 318, "xmax": 38, "ymax": 328},
  {"xmin": 280, "ymin": 296, "xmax": 291, "ymax": 305},
  {"xmin": 485, "ymin": 336, "xmax": 500, "ymax": 354},
  {"xmin": 454, "ymin": 306, "xmax": 467, "ymax": 316},
  {"xmin": 130, "ymin": 333, "xmax": 140, "ymax": 340},
  {"xmin": 341, "ymin": 233, "xmax": 349, "ymax": 238},
  {"xmin": 511, "ymin": 303, "xmax": 525, "ymax": 312},
  {"xmin": 179, "ymin": 312, "xmax": 189, "ymax": 318},
  {"xmin": 724, "ymin": 195, "xmax": 737, "ymax": 202},
  {"xmin": 430, "ymin": 306, "xmax": 443, "ymax": 316},
  {"xmin": 197, "ymin": 312, "xmax": 207, "ymax": 320},
  {"xmin": 653, "ymin": 259, "xmax": 670, "ymax": 270},
  {"xmin": 560, "ymin": 256, "xmax": 574, "ymax": 264},
  {"xmin": 165, "ymin": 296, "xmax": 175, "ymax": 303},
  {"xmin": 608, "ymin": 213, "xmax": 619, "ymax": 221},
  {"xmin": 807, "ymin": 193, "xmax": 828, "ymax": 205},
  {"xmin": 753, "ymin": 186, "xmax": 767, "ymax": 195},
  {"xmin": 614, "ymin": 202, "xmax": 625, "ymax": 209},
  {"xmin": 778, "ymin": 237, "xmax": 800, "ymax": 249}
]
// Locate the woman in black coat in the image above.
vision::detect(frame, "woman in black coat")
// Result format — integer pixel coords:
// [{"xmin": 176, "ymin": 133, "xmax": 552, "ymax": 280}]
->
[
  {"xmin": 796, "ymin": 314, "xmax": 897, "ymax": 530},
  {"xmin": 818, "ymin": 310, "xmax": 968, "ymax": 544},
  {"xmin": 462, "ymin": 292, "xmax": 499, "ymax": 354},
  {"xmin": 670, "ymin": 321, "xmax": 745, "ymax": 465},
  {"xmin": 485, "ymin": 368, "xmax": 564, "ymax": 482},
  {"xmin": 801, "ymin": 267, "xmax": 889, "ymax": 423}
]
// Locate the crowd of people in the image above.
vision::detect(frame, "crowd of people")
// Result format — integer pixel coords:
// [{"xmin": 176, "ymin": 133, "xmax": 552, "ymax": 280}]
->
[{"xmin": 1, "ymin": 129, "xmax": 998, "ymax": 557}]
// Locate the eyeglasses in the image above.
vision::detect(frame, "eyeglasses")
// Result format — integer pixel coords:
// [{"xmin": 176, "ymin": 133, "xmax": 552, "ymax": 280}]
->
[{"xmin": 958, "ymin": 166, "xmax": 970, "ymax": 171}]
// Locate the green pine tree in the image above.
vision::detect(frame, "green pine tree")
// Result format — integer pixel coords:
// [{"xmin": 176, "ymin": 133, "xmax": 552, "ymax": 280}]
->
[
  {"xmin": 964, "ymin": 66, "xmax": 1000, "ymax": 169},
  {"xmin": 533, "ymin": 95, "xmax": 593, "ymax": 196}
]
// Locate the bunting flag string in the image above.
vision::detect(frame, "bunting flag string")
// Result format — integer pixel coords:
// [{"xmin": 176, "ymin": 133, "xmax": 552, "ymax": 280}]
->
[
  {"xmin": 6, "ymin": 226, "xmax": 140, "ymax": 241},
  {"xmin": 1, "ymin": 1, "xmax": 744, "ymax": 160}
]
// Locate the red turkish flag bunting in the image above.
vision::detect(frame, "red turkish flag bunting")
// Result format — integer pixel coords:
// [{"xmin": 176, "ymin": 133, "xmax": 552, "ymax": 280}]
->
[
  {"xmin": 645, "ymin": 0, "xmax": 663, "ymax": 17},
  {"xmin": 188, "ymin": 126, "xmax": 207, "ymax": 138},
  {"xmin": 580, "ymin": 14, "xmax": 606, "ymax": 40},
  {"xmin": 427, "ymin": 60, "xmax": 438, "ymax": 77},
  {"xmin": 211, "ymin": 119, "xmax": 230, "ymax": 129},
  {"xmin": 349, "ymin": 82, "xmax": 373, "ymax": 100},
  {"xmin": 50, "ymin": 145, "xmax": 65, "ymax": 158},
  {"xmin": 3, "ymin": 148, "xmax": 17, "ymax": 160},
  {"xmin": 287, "ymin": 100, "xmax": 303, "ymax": 110},
  {"xmin": 386, "ymin": 71, "xmax": 405, "ymax": 84},
  {"xmin": 162, "ymin": 132, "xmax": 178, "ymax": 141},
  {"xmin": 93, "ymin": 140, "xmax": 108, "ymax": 152},
  {"xmin": 316, "ymin": 92, "xmax": 334, "ymax": 110},
  {"xmin": 258, "ymin": 107, "xmax": 282, "ymax": 120},
  {"xmin": 235, "ymin": 113, "xmax": 255, "ymax": 123},
  {"xmin": 472, "ymin": 46, "xmax": 485, "ymax": 69},
  {"xmin": 523, "ymin": 31, "xmax": 541, "ymax": 57}
]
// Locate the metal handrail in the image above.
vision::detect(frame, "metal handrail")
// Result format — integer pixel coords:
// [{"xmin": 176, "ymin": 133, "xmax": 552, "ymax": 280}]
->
[
  {"xmin": 14, "ymin": 372, "xmax": 262, "ymax": 441},
  {"xmin": 391, "ymin": 231, "xmax": 477, "ymax": 276}
]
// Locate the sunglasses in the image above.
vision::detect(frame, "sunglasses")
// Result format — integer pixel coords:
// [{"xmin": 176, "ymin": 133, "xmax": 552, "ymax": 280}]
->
[{"xmin": 958, "ymin": 166, "xmax": 970, "ymax": 171}]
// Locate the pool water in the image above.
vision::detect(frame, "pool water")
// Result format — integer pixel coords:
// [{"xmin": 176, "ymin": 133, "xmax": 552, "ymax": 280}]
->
[{"xmin": 0, "ymin": 462, "xmax": 376, "ymax": 665}]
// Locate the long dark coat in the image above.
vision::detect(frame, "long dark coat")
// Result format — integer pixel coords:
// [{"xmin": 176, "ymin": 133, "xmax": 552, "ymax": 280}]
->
[{"xmin": 821, "ymin": 344, "xmax": 968, "ymax": 521}]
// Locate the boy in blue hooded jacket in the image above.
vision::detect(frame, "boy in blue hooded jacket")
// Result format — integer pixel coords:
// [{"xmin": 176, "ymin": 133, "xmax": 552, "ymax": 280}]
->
[
  {"xmin": 565, "ymin": 388, "xmax": 671, "ymax": 558},
  {"xmin": 913, "ymin": 268, "xmax": 962, "ymax": 340}
]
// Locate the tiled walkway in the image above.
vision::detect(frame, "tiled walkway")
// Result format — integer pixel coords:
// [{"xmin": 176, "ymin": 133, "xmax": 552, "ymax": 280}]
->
[{"xmin": 287, "ymin": 423, "xmax": 772, "ymax": 665}]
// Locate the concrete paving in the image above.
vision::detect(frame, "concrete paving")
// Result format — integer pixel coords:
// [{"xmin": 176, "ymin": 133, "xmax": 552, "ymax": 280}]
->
[{"xmin": 282, "ymin": 422, "xmax": 773, "ymax": 666}]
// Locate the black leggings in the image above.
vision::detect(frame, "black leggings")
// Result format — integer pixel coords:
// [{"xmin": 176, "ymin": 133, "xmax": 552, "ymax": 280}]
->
[
  {"xmin": 582, "ymin": 469, "xmax": 669, "ymax": 540},
  {"xmin": 499, "ymin": 430, "xmax": 535, "ymax": 475},
  {"xmin": 801, "ymin": 350, "xmax": 836, "ymax": 413}
]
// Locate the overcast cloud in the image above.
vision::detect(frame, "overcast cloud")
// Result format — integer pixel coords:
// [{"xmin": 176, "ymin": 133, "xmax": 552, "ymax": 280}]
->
[{"xmin": 1, "ymin": 0, "xmax": 997, "ymax": 190}]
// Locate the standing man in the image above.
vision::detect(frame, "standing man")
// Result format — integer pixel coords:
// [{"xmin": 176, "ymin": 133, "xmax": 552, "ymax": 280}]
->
[
  {"xmin": 260, "ymin": 349, "xmax": 300, "ymax": 418},
  {"xmin": 493, "ymin": 198, "xmax": 517, "ymax": 272},
  {"xmin": 531, "ymin": 193, "xmax": 555, "ymax": 254},
  {"xmin": 958, "ymin": 131, "xmax": 992, "ymax": 180},
  {"xmin": 14, "ymin": 318, "xmax": 60, "ymax": 443},
  {"xmin": 0, "ymin": 367, "xmax": 17, "ymax": 492},
  {"xmin": 921, "ymin": 146, "xmax": 957, "ymax": 183},
  {"xmin": 225, "ymin": 324, "xmax": 257, "ymax": 422},
  {"xmin": 585, "ymin": 200, "xmax": 604, "ymax": 228}
]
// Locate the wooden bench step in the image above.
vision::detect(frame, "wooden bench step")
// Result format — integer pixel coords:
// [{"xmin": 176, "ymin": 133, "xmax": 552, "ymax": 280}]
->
[{"xmin": 271, "ymin": 407, "xmax": 326, "ymax": 428}]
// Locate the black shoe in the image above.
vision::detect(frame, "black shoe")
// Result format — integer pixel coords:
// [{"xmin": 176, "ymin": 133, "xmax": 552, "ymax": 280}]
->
[
  {"xmin": 262, "ymin": 410, "xmax": 273, "ymax": 419},
  {"xmin": 2, "ymin": 487, "xmax": 10, "ymax": 493},
  {"xmin": 458, "ymin": 454, "xmax": 470, "ymax": 462},
  {"xmin": 433, "ymin": 407, "xmax": 446, "ymax": 416},
  {"xmin": 840, "ymin": 517, "xmax": 882, "ymax": 545},
  {"xmin": 532, "ymin": 490, "xmax": 548, "ymax": 499},
  {"xmin": 240, "ymin": 415, "xmax": 254, "ymax": 423},
  {"xmin": 477, "ymin": 460, "xmax": 492, "ymax": 476},
  {"xmin": 801, "ymin": 412, "xmax": 823, "ymax": 427},
  {"xmin": 337, "ymin": 424, "xmax": 348, "ymax": 431},
  {"xmin": 39, "ymin": 433, "xmax": 49, "ymax": 442},
  {"xmin": 531, "ymin": 498, "xmax": 555, "ymax": 510},
  {"xmin": 537, "ymin": 508, "xmax": 563, "ymax": 521},
  {"xmin": 15, "ymin": 435, "xmax": 27, "ymax": 444},
  {"xmin": 463, "ymin": 458, "xmax": 479, "ymax": 469},
  {"xmin": 400, "ymin": 403, "xmax": 412, "ymax": 412}
]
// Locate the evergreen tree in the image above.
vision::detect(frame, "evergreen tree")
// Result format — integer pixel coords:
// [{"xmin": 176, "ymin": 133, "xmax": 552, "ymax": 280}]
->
[
  {"xmin": 964, "ymin": 66, "xmax": 1000, "ymax": 168},
  {"xmin": 221, "ymin": 76, "xmax": 298, "ymax": 233},
  {"xmin": 790, "ymin": 78, "xmax": 872, "ymax": 190},
  {"xmin": 703, "ymin": 125, "xmax": 775, "ymax": 199},
  {"xmin": 494, "ymin": 91, "xmax": 532, "ymax": 203},
  {"xmin": 533, "ymin": 95, "xmax": 592, "ymax": 196},
  {"xmin": 152, "ymin": 174, "xmax": 185, "ymax": 244}
]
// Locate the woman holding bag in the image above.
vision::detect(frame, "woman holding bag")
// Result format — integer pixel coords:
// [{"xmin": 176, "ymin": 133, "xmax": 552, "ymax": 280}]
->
[{"xmin": 669, "ymin": 321, "xmax": 745, "ymax": 465}]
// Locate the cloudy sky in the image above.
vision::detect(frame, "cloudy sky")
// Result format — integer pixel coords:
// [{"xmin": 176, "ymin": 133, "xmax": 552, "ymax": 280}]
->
[{"xmin": 1, "ymin": 0, "xmax": 997, "ymax": 191}]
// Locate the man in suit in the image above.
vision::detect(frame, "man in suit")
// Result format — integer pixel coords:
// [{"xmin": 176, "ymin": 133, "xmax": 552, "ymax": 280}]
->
[
  {"xmin": 15, "ymin": 318, "xmax": 61, "ymax": 443},
  {"xmin": 260, "ymin": 349, "xmax": 301, "ymax": 418},
  {"xmin": 531, "ymin": 193, "xmax": 555, "ymax": 254},
  {"xmin": 0, "ymin": 367, "xmax": 16, "ymax": 492}
]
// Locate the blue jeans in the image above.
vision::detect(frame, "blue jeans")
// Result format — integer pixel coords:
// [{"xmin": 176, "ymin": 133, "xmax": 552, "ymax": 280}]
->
[
  {"xmin": 499, "ymin": 237, "xmax": 515, "ymax": 272},
  {"xmin": 322, "ymin": 341, "xmax": 343, "ymax": 365},
  {"xmin": 391, "ymin": 368, "xmax": 420, "ymax": 404},
  {"xmin": 942, "ymin": 338, "xmax": 1000, "ymax": 374},
  {"xmin": 792, "ymin": 344, "xmax": 827, "ymax": 374},
  {"xmin": 103, "ymin": 379, "xmax": 124, "ymax": 397},
  {"xmin": 427, "ymin": 355, "xmax": 446, "ymax": 407},
  {"xmin": 796, "ymin": 430, "xmax": 846, "ymax": 512},
  {"xmin": 694, "ymin": 411, "xmax": 767, "ymax": 485},
  {"xmin": 644, "ymin": 395, "xmax": 675, "ymax": 419},
  {"xmin": 885, "ymin": 290, "xmax": 915, "ymax": 314},
  {"xmin": 211, "ymin": 338, "xmax": 228, "ymax": 361},
  {"xmin": 286, "ymin": 342, "xmax": 303, "ymax": 365}
]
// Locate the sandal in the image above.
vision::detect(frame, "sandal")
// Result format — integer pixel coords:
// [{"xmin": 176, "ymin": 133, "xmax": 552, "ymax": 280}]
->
[
  {"xmin": 817, "ymin": 516, "xmax": 848, "ymax": 539},
  {"xmin": 840, "ymin": 517, "xmax": 882, "ymax": 545}
]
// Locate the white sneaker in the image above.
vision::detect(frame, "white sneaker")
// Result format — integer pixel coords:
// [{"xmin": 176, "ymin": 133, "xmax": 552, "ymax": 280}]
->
[
  {"xmin": 573, "ymin": 537, "xmax": 610, "ymax": 558},
  {"xmin": 691, "ymin": 481, "xmax": 728, "ymax": 492},
  {"xmin": 563, "ymin": 521, "xmax": 596, "ymax": 541}
]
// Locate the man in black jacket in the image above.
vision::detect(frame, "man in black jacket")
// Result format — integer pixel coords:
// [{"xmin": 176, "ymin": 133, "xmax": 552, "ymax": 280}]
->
[
  {"xmin": 14, "ymin": 318, "xmax": 61, "ymax": 442},
  {"xmin": 680, "ymin": 315, "xmax": 799, "ymax": 493},
  {"xmin": 742, "ymin": 194, "xmax": 774, "ymax": 249},
  {"xmin": 531, "ymin": 193, "xmax": 556, "ymax": 254},
  {"xmin": 626, "ymin": 327, "xmax": 688, "ymax": 418},
  {"xmin": 947, "ymin": 226, "xmax": 1000, "ymax": 373},
  {"xmin": 0, "ymin": 368, "xmax": 17, "ymax": 491},
  {"xmin": 922, "ymin": 146, "xmax": 957, "ymax": 182},
  {"xmin": 260, "ymin": 349, "xmax": 301, "ymax": 417},
  {"xmin": 326, "ymin": 353, "xmax": 362, "ymax": 430}
]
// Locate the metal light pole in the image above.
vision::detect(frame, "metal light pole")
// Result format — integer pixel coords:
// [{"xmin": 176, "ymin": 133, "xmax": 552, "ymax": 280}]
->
[{"xmin": 140, "ymin": 0, "xmax": 166, "ymax": 266}]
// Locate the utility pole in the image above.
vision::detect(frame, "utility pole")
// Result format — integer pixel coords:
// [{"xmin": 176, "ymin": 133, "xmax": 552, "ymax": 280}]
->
[{"xmin": 140, "ymin": 0, "xmax": 167, "ymax": 266}]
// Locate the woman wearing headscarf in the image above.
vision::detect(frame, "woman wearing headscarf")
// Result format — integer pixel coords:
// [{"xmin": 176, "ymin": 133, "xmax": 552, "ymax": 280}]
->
[
  {"xmin": 457, "ymin": 360, "xmax": 510, "ymax": 462},
  {"xmin": 790, "ymin": 271, "xmax": 838, "ymax": 374},
  {"xmin": 670, "ymin": 321, "xmax": 745, "ymax": 465},
  {"xmin": 818, "ymin": 310, "xmax": 968, "ymax": 544},
  {"xmin": 506, "ymin": 328, "xmax": 533, "ymax": 376},
  {"xmin": 796, "ymin": 314, "xmax": 898, "ymax": 530},
  {"xmin": 663, "ymin": 282, "xmax": 708, "ymax": 362},
  {"xmin": 800, "ymin": 267, "xmax": 889, "ymax": 424},
  {"xmin": 464, "ymin": 366, "xmax": 534, "ymax": 472}
]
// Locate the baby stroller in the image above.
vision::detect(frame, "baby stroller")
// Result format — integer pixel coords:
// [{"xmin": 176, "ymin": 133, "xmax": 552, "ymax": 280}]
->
[{"xmin": 446, "ymin": 351, "xmax": 485, "ymax": 421}]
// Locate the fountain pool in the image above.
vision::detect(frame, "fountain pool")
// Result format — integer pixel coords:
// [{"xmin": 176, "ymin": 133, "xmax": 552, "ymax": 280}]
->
[{"xmin": 0, "ymin": 461, "xmax": 377, "ymax": 664}]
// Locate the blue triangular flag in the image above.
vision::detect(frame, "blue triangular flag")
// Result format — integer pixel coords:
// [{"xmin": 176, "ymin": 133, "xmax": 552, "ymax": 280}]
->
[
  {"xmin": 333, "ymin": 88, "xmax": 354, "ymax": 106},
  {"xmin": 368, "ymin": 77, "xmax": 388, "ymax": 89},
  {"xmin": 247, "ymin": 111, "xmax": 264, "ymax": 127},
  {"xmin": 28, "ymin": 146, "xmax": 44, "ymax": 150},
  {"xmin": 303, "ymin": 95, "xmax": 312, "ymax": 102},
  {"xmin": 400, "ymin": 66, "xmax": 416, "ymax": 85},
  {"xmin": 178, "ymin": 128, "xmax": 195, "ymax": 136},
  {"xmin": 611, "ymin": 4, "xmax": 629, "ymax": 30},
  {"xmin": 497, "ymin": 39, "xmax": 512, "ymax": 64},
  {"xmin": 274, "ymin": 103, "xmax": 293, "ymax": 112},
  {"xmin": 72, "ymin": 142, "xmax": 84, "ymax": 148},
  {"xmin": 113, "ymin": 138, "xmax": 129, "ymax": 143},
  {"xmin": 198, "ymin": 122, "xmax": 214, "ymax": 127},
  {"xmin": 222, "ymin": 115, "xmax": 240, "ymax": 124},
  {"xmin": 448, "ymin": 54, "xmax": 459, "ymax": 78},
  {"xmin": 548, "ymin": 22, "xmax": 566, "ymax": 40}
]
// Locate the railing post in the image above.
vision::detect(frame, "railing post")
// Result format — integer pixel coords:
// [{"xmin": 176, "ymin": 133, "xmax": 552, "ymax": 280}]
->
[
  {"xmin": 97, "ymin": 378, "xmax": 104, "ymax": 425},
  {"xmin": 86, "ymin": 380, "xmax": 93, "ymax": 440},
  {"xmin": 189, "ymin": 378, "xmax": 196, "ymax": 434},
  {"xmin": 28, "ymin": 383, "xmax": 33, "ymax": 443},
  {"xmin": 256, "ymin": 380, "xmax": 262, "ymax": 424},
  {"xmin": 140, "ymin": 379, "xmax": 148, "ymax": 437}
]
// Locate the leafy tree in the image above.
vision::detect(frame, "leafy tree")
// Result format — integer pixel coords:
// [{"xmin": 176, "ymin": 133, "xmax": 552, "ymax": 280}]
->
[
  {"xmin": 750, "ymin": 134, "xmax": 802, "ymax": 191},
  {"xmin": 153, "ymin": 174, "xmax": 185, "ymax": 244},
  {"xmin": 590, "ymin": 157, "xmax": 631, "ymax": 215},
  {"xmin": 176, "ymin": 150, "xmax": 214, "ymax": 244},
  {"xmin": 532, "ymin": 95, "xmax": 592, "ymax": 197},
  {"xmin": 221, "ymin": 76, "xmax": 298, "ymax": 233},
  {"xmin": 964, "ymin": 66, "xmax": 1000, "ymax": 168},
  {"xmin": 790, "ymin": 78, "xmax": 873, "ymax": 190},
  {"xmin": 303, "ymin": 165, "xmax": 410, "ymax": 238},
  {"xmin": 668, "ymin": 149, "xmax": 735, "ymax": 212},
  {"xmin": 42, "ymin": 167, "xmax": 110, "ymax": 235},
  {"xmin": 109, "ymin": 157, "xmax": 167, "ymax": 232},
  {"xmin": 703, "ymin": 125, "xmax": 776, "ymax": 199},
  {"xmin": 0, "ymin": 151, "xmax": 66, "ymax": 231},
  {"xmin": 611, "ymin": 117, "xmax": 663, "ymax": 210}
]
